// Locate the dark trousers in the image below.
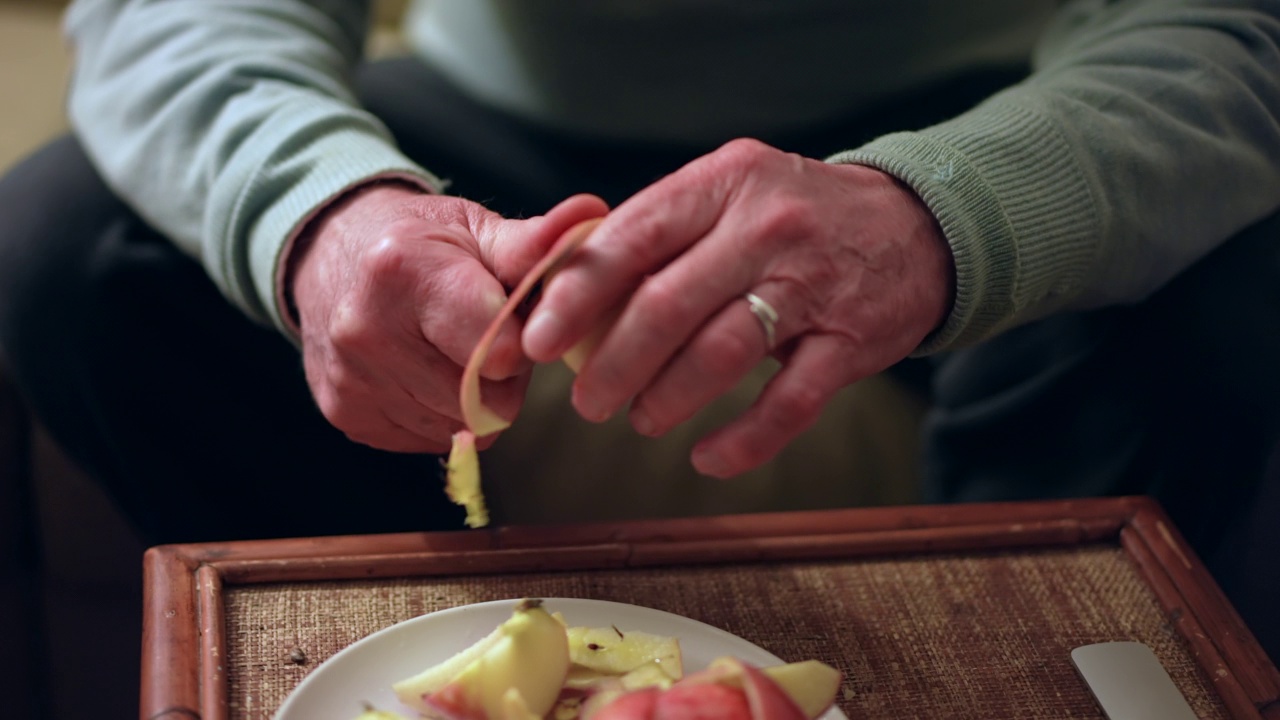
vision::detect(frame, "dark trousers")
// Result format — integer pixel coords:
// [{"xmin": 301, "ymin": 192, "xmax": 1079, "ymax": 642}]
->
[
  {"xmin": 0, "ymin": 56, "xmax": 1017, "ymax": 544},
  {"xmin": 922, "ymin": 208, "xmax": 1280, "ymax": 659},
  {"xmin": 2, "ymin": 58, "xmax": 1278, "ymax": 657}
]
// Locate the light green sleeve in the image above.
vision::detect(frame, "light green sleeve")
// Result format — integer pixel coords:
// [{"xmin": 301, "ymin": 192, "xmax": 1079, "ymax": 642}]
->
[
  {"xmin": 829, "ymin": 0, "xmax": 1280, "ymax": 353},
  {"xmin": 64, "ymin": 0, "xmax": 445, "ymax": 335}
]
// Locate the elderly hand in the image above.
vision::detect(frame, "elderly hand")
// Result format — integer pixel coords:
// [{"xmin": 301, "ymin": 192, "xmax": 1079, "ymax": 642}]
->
[
  {"xmin": 290, "ymin": 182, "xmax": 607, "ymax": 453},
  {"xmin": 522, "ymin": 139, "xmax": 953, "ymax": 477}
]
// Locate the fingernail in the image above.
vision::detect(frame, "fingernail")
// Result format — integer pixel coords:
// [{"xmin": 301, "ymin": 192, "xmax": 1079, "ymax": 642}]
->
[
  {"xmin": 693, "ymin": 450, "xmax": 731, "ymax": 478},
  {"xmin": 523, "ymin": 310, "xmax": 564, "ymax": 360},
  {"xmin": 631, "ymin": 410, "xmax": 657, "ymax": 437},
  {"xmin": 571, "ymin": 385, "xmax": 610, "ymax": 423}
]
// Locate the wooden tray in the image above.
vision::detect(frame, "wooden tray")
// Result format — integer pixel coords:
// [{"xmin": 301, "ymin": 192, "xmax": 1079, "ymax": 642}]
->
[{"xmin": 141, "ymin": 496, "xmax": 1280, "ymax": 720}]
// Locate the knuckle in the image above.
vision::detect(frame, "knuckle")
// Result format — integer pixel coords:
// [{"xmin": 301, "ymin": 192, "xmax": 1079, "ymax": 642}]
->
[
  {"xmin": 607, "ymin": 216, "xmax": 667, "ymax": 270},
  {"xmin": 358, "ymin": 234, "xmax": 413, "ymax": 281},
  {"xmin": 757, "ymin": 197, "xmax": 817, "ymax": 242},
  {"xmin": 692, "ymin": 138, "xmax": 774, "ymax": 180},
  {"xmin": 327, "ymin": 298, "xmax": 375, "ymax": 349},
  {"xmin": 720, "ymin": 137, "xmax": 772, "ymax": 166},
  {"xmin": 698, "ymin": 328, "xmax": 757, "ymax": 377},
  {"xmin": 631, "ymin": 275, "xmax": 695, "ymax": 338},
  {"xmin": 765, "ymin": 383, "xmax": 826, "ymax": 431}
]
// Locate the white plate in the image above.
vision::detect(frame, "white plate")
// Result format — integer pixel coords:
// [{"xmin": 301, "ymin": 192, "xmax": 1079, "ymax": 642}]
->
[{"xmin": 275, "ymin": 597, "xmax": 848, "ymax": 720}]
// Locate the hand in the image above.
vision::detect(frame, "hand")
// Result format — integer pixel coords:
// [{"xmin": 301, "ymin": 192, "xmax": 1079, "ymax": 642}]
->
[
  {"xmin": 290, "ymin": 182, "xmax": 607, "ymax": 453},
  {"xmin": 522, "ymin": 138, "xmax": 953, "ymax": 477}
]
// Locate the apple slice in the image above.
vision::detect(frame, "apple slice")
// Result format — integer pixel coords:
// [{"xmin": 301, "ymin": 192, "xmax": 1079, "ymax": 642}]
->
[
  {"xmin": 759, "ymin": 662, "xmax": 842, "ymax": 719},
  {"xmin": 655, "ymin": 682, "xmax": 754, "ymax": 720},
  {"xmin": 692, "ymin": 658, "xmax": 837, "ymax": 720},
  {"xmin": 581, "ymin": 658, "xmax": 840, "ymax": 720},
  {"xmin": 394, "ymin": 599, "xmax": 570, "ymax": 719},
  {"xmin": 568, "ymin": 626, "xmax": 683, "ymax": 681}
]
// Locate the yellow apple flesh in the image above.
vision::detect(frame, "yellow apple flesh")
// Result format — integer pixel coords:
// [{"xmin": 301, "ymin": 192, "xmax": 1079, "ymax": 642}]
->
[
  {"xmin": 758, "ymin": 661, "xmax": 841, "ymax": 719},
  {"xmin": 444, "ymin": 430, "xmax": 488, "ymax": 528},
  {"xmin": 568, "ymin": 626, "xmax": 683, "ymax": 681},
  {"xmin": 394, "ymin": 599, "xmax": 570, "ymax": 720}
]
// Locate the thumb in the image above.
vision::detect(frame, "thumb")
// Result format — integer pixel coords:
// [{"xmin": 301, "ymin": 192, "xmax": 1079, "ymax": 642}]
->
[{"xmin": 484, "ymin": 194, "xmax": 610, "ymax": 285}]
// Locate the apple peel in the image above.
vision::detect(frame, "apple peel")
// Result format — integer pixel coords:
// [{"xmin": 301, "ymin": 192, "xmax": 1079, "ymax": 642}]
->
[
  {"xmin": 444, "ymin": 217, "xmax": 603, "ymax": 527},
  {"xmin": 459, "ymin": 217, "xmax": 604, "ymax": 437},
  {"xmin": 581, "ymin": 658, "xmax": 839, "ymax": 720}
]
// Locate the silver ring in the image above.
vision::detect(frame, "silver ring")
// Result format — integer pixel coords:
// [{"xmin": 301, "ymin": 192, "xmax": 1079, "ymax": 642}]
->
[{"xmin": 744, "ymin": 292, "xmax": 779, "ymax": 350}]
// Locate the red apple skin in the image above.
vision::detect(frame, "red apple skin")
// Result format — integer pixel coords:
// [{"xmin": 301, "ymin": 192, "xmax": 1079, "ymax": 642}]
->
[
  {"xmin": 585, "ymin": 660, "xmax": 824, "ymax": 720},
  {"xmin": 422, "ymin": 683, "xmax": 484, "ymax": 720},
  {"xmin": 591, "ymin": 687, "xmax": 661, "ymax": 720},
  {"xmin": 653, "ymin": 683, "xmax": 754, "ymax": 720}
]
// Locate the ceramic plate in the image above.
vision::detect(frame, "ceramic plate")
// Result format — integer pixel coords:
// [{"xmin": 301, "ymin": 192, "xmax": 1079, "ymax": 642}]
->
[{"xmin": 275, "ymin": 597, "xmax": 848, "ymax": 720}]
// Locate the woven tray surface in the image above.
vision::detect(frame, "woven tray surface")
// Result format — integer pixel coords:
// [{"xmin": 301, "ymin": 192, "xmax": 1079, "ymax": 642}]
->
[{"xmin": 224, "ymin": 544, "xmax": 1226, "ymax": 720}]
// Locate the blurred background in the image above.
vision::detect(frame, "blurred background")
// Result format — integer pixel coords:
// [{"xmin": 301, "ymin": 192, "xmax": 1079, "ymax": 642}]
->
[
  {"xmin": 0, "ymin": 3, "xmax": 416, "ymax": 718},
  {"xmin": 0, "ymin": 1, "xmax": 924, "ymax": 717},
  {"xmin": 0, "ymin": 2, "xmax": 148, "ymax": 716}
]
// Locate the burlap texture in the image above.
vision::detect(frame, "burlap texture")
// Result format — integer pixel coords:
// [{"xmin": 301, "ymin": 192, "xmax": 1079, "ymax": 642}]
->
[{"xmin": 225, "ymin": 545, "xmax": 1227, "ymax": 720}]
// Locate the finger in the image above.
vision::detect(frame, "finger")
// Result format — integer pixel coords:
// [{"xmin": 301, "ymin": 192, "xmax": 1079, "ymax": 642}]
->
[
  {"xmin": 308, "ymin": 353, "xmax": 454, "ymax": 453},
  {"xmin": 420, "ymin": 251, "xmax": 532, "ymax": 381},
  {"xmin": 373, "ymin": 320, "xmax": 535, "ymax": 434},
  {"xmin": 464, "ymin": 194, "xmax": 608, "ymax": 381},
  {"xmin": 523, "ymin": 161, "xmax": 728, "ymax": 364},
  {"xmin": 310, "ymin": 336, "xmax": 454, "ymax": 449},
  {"xmin": 364, "ymin": 407, "xmax": 454, "ymax": 454},
  {"xmin": 567, "ymin": 217, "xmax": 765, "ymax": 422},
  {"xmin": 628, "ymin": 286, "xmax": 798, "ymax": 437},
  {"xmin": 382, "ymin": 372, "xmax": 532, "ymax": 451},
  {"xmin": 689, "ymin": 334, "xmax": 859, "ymax": 478},
  {"xmin": 485, "ymin": 193, "xmax": 610, "ymax": 286}
]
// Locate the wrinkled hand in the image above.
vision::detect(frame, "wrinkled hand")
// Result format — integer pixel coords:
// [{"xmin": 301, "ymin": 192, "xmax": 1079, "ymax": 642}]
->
[
  {"xmin": 522, "ymin": 139, "xmax": 953, "ymax": 477},
  {"xmin": 290, "ymin": 182, "xmax": 607, "ymax": 453}
]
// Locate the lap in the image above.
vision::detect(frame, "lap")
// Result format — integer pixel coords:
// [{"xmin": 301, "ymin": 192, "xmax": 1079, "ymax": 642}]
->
[
  {"xmin": 0, "ymin": 137, "xmax": 464, "ymax": 543},
  {"xmin": 13, "ymin": 56, "xmax": 1270, "ymax": 548},
  {"xmin": 924, "ymin": 209, "xmax": 1280, "ymax": 556}
]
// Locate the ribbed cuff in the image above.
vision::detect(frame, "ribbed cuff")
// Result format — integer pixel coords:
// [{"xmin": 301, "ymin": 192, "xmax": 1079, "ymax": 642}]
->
[
  {"xmin": 828, "ymin": 98, "xmax": 1100, "ymax": 354},
  {"xmin": 232, "ymin": 127, "xmax": 445, "ymax": 336},
  {"xmin": 272, "ymin": 172, "xmax": 442, "ymax": 345}
]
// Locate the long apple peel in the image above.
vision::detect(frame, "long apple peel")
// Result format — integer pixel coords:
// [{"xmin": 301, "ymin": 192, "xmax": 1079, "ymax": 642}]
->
[
  {"xmin": 460, "ymin": 217, "xmax": 604, "ymax": 436},
  {"xmin": 446, "ymin": 217, "xmax": 604, "ymax": 528}
]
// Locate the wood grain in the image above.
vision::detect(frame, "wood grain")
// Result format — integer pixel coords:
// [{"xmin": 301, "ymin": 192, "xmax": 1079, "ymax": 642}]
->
[{"xmin": 141, "ymin": 497, "xmax": 1279, "ymax": 720}]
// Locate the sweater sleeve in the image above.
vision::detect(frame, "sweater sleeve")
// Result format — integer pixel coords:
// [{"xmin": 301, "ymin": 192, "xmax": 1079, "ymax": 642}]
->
[
  {"xmin": 828, "ymin": 0, "xmax": 1280, "ymax": 354},
  {"xmin": 64, "ymin": 0, "xmax": 445, "ymax": 334}
]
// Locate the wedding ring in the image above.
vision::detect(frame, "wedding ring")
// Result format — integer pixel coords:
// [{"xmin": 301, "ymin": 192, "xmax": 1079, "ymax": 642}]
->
[{"xmin": 744, "ymin": 292, "xmax": 779, "ymax": 350}]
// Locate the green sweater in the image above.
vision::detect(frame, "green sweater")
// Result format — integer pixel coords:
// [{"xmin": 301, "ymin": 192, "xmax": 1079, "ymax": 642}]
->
[{"xmin": 64, "ymin": 0, "xmax": 1280, "ymax": 353}]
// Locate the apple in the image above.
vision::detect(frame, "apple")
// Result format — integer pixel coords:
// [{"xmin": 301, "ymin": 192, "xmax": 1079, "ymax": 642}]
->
[
  {"xmin": 568, "ymin": 626, "xmax": 683, "ymax": 681},
  {"xmin": 654, "ymin": 682, "xmax": 753, "ymax": 720},
  {"xmin": 580, "ymin": 658, "xmax": 839, "ymax": 720},
  {"xmin": 393, "ymin": 599, "xmax": 570, "ymax": 720},
  {"xmin": 758, "ymin": 662, "xmax": 841, "ymax": 720}
]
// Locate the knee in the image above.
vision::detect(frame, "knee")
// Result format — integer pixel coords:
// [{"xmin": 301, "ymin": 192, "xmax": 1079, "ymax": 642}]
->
[{"xmin": 0, "ymin": 135, "xmax": 130, "ymax": 363}]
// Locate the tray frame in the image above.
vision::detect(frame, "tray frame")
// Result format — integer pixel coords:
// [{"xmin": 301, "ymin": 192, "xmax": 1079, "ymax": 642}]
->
[{"xmin": 140, "ymin": 496, "xmax": 1280, "ymax": 720}]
